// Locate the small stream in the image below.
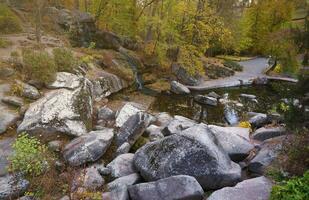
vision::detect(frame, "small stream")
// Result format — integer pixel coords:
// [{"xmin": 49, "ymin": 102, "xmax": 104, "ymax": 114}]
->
[
  {"xmin": 118, "ymin": 49, "xmax": 298, "ymax": 125},
  {"xmin": 150, "ymin": 82, "xmax": 297, "ymax": 125}
]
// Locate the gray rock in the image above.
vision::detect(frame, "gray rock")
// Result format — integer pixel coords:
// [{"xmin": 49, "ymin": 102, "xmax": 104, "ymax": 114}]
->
[
  {"xmin": 149, "ymin": 130, "xmax": 164, "ymax": 142},
  {"xmin": 170, "ymin": 81, "xmax": 190, "ymax": 95},
  {"xmin": 16, "ymin": 80, "xmax": 40, "ymax": 100},
  {"xmin": 249, "ymin": 113, "xmax": 270, "ymax": 128},
  {"xmin": 248, "ymin": 136, "xmax": 285, "ymax": 174},
  {"xmin": 240, "ymin": 94, "xmax": 257, "ymax": 100},
  {"xmin": 116, "ymin": 142, "xmax": 131, "ymax": 156},
  {"xmin": 48, "ymin": 140, "xmax": 62, "ymax": 152},
  {"xmin": 107, "ymin": 173, "xmax": 141, "ymax": 191},
  {"xmin": 47, "ymin": 72, "xmax": 82, "ymax": 90},
  {"xmin": 116, "ymin": 103, "xmax": 143, "ymax": 127},
  {"xmin": 63, "ymin": 129, "xmax": 114, "ymax": 166},
  {"xmin": 252, "ymin": 126, "xmax": 286, "ymax": 141},
  {"xmin": 128, "ymin": 175, "xmax": 204, "ymax": 200},
  {"xmin": 17, "ymin": 78, "xmax": 93, "ymax": 136},
  {"xmin": 253, "ymin": 77, "xmax": 268, "ymax": 85},
  {"xmin": 1, "ymin": 96, "xmax": 24, "ymax": 107},
  {"xmin": 224, "ymin": 105, "xmax": 239, "ymax": 125},
  {"xmin": 155, "ymin": 112, "xmax": 172, "ymax": 127},
  {"xmin": 0, "ymin": 137, "xmax": 15, "ymax": 176},
  {"xmin": 134, "ymin": 124, "xmax": 241, "ymax": 189},
  {"xmin": 162, "ymin": 115, "xmax": 196, "ymax": 136},
  {"xmin": 17, "ymin": 195, "xmax": 36, "ymax": 200},
  {"xmin": 194, "ymin": 95, "xmax": 218, "ymax": 106},
  {"xmin": 92, "ymin": 71, "xmax": 128, "ymax": 101},
  {"xmin": 73, "ymin": 166, "xmax": 104, "ymax": 191},
  {"xmin": 107, "ymin": 153, "xmax": 137, "ymax": 178},
  {"xmin": 116, "ymin": 112, "xmax": 153, "ymax": 147},
  {"xmin": 0, "ymin": 110, "xmax": 19, "ymax": 134},
  {"xmin": 98, "ymin": 166, "xmax": 111, "ymax": 176},
  {"xmin": 0, "ymin": 67, "xmax": 15, "ymax": 78},
  {"xmin": 171, "ymin": 63, "xmax": 199, "ymax": 86},
  {"xmin": 208, "ymin": 91, "xmax": 221, "ymax": 99},
  {"xmin": 0, "ymin": 174, "xmax": 29, "ymax": 200},
  {"xmin": 103, "ymin": 185, "xmax": 129, "ymax": 200},
  {"xmin": 208, "ymin": 125, "xmax": 254, "ymax": 162},
  {"xmin": 98, "ymin": 106, "xmax": 115, "ymax": 121},
  {"xmin": 59, "ymin": 196, "xmax": 70, "ymax": 200},
  {"xmin": 207, "ymin": 176, "xmax": 272, "ymax": 200}
]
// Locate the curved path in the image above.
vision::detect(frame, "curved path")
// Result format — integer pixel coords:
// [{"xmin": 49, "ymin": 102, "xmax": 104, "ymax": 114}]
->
[{"xmin": 187, "ymin": 58, "xmax": 298, "ymax": 91}]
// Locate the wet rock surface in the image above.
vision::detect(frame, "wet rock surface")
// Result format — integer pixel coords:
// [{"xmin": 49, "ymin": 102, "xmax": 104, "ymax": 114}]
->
[{"xmin": 0, "ymin": 174, "xmax": 29, "ymax": 200}]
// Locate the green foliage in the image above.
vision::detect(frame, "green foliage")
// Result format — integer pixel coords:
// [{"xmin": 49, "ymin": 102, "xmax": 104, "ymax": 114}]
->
[
  {"xmin": 270, "ymin": 171, "xmax": 309, "ymax": 200},
  {"xmin": 179, "ymin": 45, "xmax": 204, "ymax": 76},
  {"xmin": 223, "ymin": 60, "xmax": 243, "ymax": 71},
  {"xmin": 0, "ymin": 3, "xmax": 22, "ymax": 34},
  {"xmin": 9, "ymin": 133, "xmax": 49, "ymax": 176},
  {"xmin": 0, "ymin": 38, "xmax": 12, "ymax": 48},
  {"xmin": 52, "ymin": 48, "xmax": 76, "ymax": 72},
  {"xmin": 22, "ymin": 49, "xmax": 56, "ymax": 84}
]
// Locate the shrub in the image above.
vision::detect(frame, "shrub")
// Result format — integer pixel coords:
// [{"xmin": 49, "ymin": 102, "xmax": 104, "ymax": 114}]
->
[
  {"xmin": 238, "ymin": 121, "xmax": 251, "ymax": 129},
  {"xmin": 22, "ymin": 49, "xmax": 56, "ymax": 84},
  {"xmin": 10, "ymin": 82, "xmax": 23, "ymax": 96},
  {"xmin": 0, "ymin": 38, "xmax": 12, "ymax": 48},
  {"xmin": 270, "ymin": 171, "xmax": 309, "ymax": 200},
  {"xmin": 0, "ymin": 3, "xmax": 22, "ymax": 34},
  {"xmin": 52, "ymin": 48, "xmax": 76, "ymax": 72},
  {"xmin": 9, "ymin": 133, "xmax": 49, "ymax": 176},
  {"xmin": 223, "ymin": 60, "xmax": 243, "ymax": 71}
]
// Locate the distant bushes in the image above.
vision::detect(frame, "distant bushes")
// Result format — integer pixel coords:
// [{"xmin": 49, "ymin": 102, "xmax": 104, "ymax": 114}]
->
[
  {"xmin": 0, "ymin": 3, "xmax": 22, "ymax": 34},
  {"xmin": 22, "ymin": 49, "xmax": 56, "ymax": 84},
  {"xmin": 52, "ymin": 48, "xmax": 76, "ymax": 72},
  {"xmin": 223, "ymin": 60, "xmax": 243, "ymax": 71}
]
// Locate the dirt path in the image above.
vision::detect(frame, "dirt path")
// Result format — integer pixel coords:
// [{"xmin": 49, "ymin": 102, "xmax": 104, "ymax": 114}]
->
[{"xmin": 187, "ymin": 58, "xmax": 298, "ymax": 91}]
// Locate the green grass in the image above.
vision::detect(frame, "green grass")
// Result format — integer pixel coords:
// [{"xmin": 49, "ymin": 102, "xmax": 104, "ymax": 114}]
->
[{"xmin": 0, "ymin": 3, "xmax": 22, "ymax": 34}]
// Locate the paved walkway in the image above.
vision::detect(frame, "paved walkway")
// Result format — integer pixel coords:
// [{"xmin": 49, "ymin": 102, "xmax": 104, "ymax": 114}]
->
[{"xmin": 187, "ymin": 58, "xmax": 298, "ymax": 91}]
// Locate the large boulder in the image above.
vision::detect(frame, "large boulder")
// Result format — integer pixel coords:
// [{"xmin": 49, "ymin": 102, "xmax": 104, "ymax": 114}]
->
[
  {"xmin": 249, "ymin": 113, "xmax": 270, "ymax": 128},
  {"xmin": 208, "ymin": 125, "xmax": 254, "ymax": 162},
  {"xmin": 72, "ymin": 166, "xmax": 105, "ymax": 191},
  {"xmin": 171, "ymin": 63, "xmax": 199, "ymax": 86},
  {"xmin": 0, "ymin": 137, "xmax": 15, "ymax": 176},
  {"xmin": 47, "ymin": 72, "xmax": 82, "ymax": 90},
  {"xmin": 94, "ymin": 31, "xmax": 122, "ymax": 51},
  {"xmin": 0, "ymin": 84, "xmax": 19, "ymax": 134},
  {"xmin": 116, "ymin": 112, "xmax": 154, "ymax": 147},
  {"xmin": 0, "ymin": 174, "xmax": 29, "ymax": 200},
  {"xmin": 128, "ymin": 175, "xmax": 204, "ymax": 200},
  {"xmin": 91, "ymin": 71, "xmax": 128, "ymax": 101},
  {"xmin": 0, "ymin": 109, "xmax": 19, "ymax": 134},
  {"xmin": 170, "ymin": 81, "xmax": 190, "ymax": 95},
  {"xmin": 16, "ymin": 80, "xmax": 40, "ymax": 100},
  {"xmin": 248, "ymin": 136, "xmax": 285, "ymax": 174},
  {"xmin": 194, "ymin": 95, "xmax": 218, "ymax": 106},
  {"xmin": 107, "ymin": 153, "xmax": 137, "ymax": 178},
  {"xmin": 115, "ymin": 103, "xmax": 143, "ymax": 127},
  {"xmin": 161, "ymin": 115, "xmax": 196, "ymax": 136},
  {"xmin": 63, "ymin": 129, "xmax": 114, "ymax": 166},
  {"xmin": 107, "ymin": 173, "xmax": 141, "ymax": 191},
  {"xmin": 134, "ymin": 124, "xmax": 242, "ymax": 189},
  {"xmin": 207, "ymin": 176, "xmax": 272, "ymax": 200},
  {"xmin": 17, "ymin": 78, "xmax": 93, "ymax": 136},
  {"xmin": 252, "ymin": 126, "xmax": 286, "ymax": 141}
]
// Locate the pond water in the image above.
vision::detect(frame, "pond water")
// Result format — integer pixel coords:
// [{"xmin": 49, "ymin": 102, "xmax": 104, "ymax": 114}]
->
[{"xmin": 150, "ymin": 82, "xmax": 298, "ymax": 125}]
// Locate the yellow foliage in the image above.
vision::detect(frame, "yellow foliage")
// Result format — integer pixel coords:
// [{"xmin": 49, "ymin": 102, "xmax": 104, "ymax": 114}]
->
[{"xmin": 238, "ymin": 121, "xmax": 252, "ymax": 130}]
